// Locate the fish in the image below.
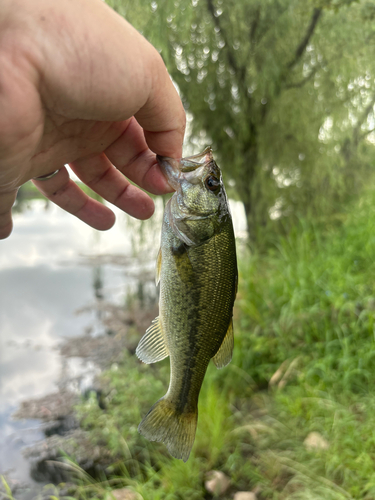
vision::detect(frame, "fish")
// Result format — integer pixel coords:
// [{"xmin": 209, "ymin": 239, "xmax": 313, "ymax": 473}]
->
[{"xmin": 136, "ymin": 147, "xmax": 238, "ymax": 462}]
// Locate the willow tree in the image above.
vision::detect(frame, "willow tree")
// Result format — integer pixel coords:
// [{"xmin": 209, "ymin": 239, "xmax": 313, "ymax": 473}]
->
[{"xmin": 108, "ymin": 0, "xmax": 375, "ymax": 238}]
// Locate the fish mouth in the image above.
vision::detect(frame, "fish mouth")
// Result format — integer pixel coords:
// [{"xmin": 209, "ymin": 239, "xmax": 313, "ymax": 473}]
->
[
  {"xmin": 157, "ymin": 147, "xmax": 213, "ymax": 190},
  {"xmin": 157, "ymin": 156, "xmax": 181, "ymax": 190}
]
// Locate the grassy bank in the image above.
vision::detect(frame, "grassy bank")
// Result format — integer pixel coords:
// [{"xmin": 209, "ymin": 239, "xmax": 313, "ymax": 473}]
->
[{"xmin": 62, "ymin": 188, "xmax": 375, "ymax": 499}]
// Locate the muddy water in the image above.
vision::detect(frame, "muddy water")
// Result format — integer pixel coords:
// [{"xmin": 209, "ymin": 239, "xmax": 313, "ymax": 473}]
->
[{"xmin": 0, "ymin": 191, "xmax": 246, "ymax": 494}]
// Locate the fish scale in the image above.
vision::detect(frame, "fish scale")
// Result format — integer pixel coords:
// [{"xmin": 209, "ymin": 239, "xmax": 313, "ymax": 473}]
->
[{"xmin": 136, "ymin": 148, "xmax": 238, "ymax": 461}]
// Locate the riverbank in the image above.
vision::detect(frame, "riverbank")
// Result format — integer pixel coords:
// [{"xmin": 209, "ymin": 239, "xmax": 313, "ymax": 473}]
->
[
  {"xmin": 74, "ymin": 189, "xmax": 375, "ymax": 498},
  {"xmin": 0, "ymin": 195, "xmax": 164, "ymax": 500},
  {"xmin": 4, "ymin": 189, "xmax": 375, "ymax": 499}
]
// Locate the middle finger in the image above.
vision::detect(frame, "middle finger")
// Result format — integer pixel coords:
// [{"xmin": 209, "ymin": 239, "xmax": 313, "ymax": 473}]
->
[{"xmin": 70, "ymin": 153, "xmax": 155, "ymax": 220}]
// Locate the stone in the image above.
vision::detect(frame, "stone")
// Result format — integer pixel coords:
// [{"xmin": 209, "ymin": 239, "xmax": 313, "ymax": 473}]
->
[
  {"xmin": 234, "ymin": 493, "xmax": 257, "ymax": 500},
  {"xmin": 304, "ymin": 431, "xmax": 329, "ymax": 451},
  {"xmin": 13, "ymin": 389, "xmax": 79, "ymax": 422},
  {"xmin": 110, "ymin": 488, "xmax": 143, "ymax": 500},
  {"xmin": 22, "ymin": 429, "xmax": 112, "ymax": 483},
  {"xmin": 204, "ymin": 470, "xmax": 230, "ymax": 495}
]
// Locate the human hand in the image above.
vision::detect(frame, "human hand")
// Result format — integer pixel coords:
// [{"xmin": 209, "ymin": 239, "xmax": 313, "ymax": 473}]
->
[{"xmin": 0, "ymin": 0, "xmax": 185, "ymax": 239}]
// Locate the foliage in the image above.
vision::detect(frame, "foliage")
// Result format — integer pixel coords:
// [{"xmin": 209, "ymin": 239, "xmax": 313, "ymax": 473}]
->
[{"xmin": 108, "ymin": 0, "xmax": 375, "ymax": 238}]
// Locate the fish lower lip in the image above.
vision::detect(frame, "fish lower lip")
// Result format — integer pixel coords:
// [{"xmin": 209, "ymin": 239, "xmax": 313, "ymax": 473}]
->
[{"xmin": 157, "ymin": 155, "xmax": 181, "ymax": 190}]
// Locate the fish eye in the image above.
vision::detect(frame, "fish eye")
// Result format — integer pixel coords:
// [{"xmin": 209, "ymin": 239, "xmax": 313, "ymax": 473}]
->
[{"xmin": 205, "ymin": 175, "xmax": 220, "ymax": 191}]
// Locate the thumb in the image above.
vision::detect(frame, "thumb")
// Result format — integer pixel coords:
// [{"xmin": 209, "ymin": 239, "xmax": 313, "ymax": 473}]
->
[{"xmin": 134, "ymin": 54, "xmax": 186, "ymax": 158}]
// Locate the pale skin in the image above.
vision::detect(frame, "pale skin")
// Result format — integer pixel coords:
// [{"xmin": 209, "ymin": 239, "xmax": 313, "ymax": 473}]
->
[{"xmin": 0, "ymin": 0, "xmax": 186, "ymax": 239}]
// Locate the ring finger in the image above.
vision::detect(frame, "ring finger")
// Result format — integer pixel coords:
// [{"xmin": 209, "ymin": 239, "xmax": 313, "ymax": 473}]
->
[
  {"xmin": 70, "ymin": 153, "xmax": 155, "ymax": 220},
  {"xmin": 32, "ymin": 166, "xmax": 116, "ymax": 230}
]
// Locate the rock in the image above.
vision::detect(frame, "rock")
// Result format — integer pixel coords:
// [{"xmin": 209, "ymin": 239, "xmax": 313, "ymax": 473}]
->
[
  {"xmin": 23, "ymin": 429, "xmax": 112, "ymax": 483},
  {"xmin": 234, "ymin": 493, "xmax": 257, "ymax": 500},
  {"xmin": 13, "ymin": 389, "xmax": 79, "ymax": 422},
  {"xmin": 304, "ymin": 431, "xmax": 329, "ymax": 451},
  {"xmin": 59, "ymin": 332, "xmax": 130, "ymax": 368},
  {"xmin": 204, "ymin": 470, "xmax": 230, "ymax": 495},
  {"xmin": 110, "ymin": 488, "xmax": 143, "ymax": 500}
]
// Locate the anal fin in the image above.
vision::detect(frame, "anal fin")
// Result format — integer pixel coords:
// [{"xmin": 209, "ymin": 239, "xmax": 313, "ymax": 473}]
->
[
  {"xmin": 212, "ymin": 320, "xmax": 234, "ymax": 369},
  {"xmin": 136, "ymin": 317, "xmax": 169, "ymax": 364}
]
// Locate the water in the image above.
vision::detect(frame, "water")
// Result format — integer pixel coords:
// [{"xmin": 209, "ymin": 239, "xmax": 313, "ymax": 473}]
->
[{"xmin": 0, "ymin": 192, "xmax": 247, "ymax": 492}]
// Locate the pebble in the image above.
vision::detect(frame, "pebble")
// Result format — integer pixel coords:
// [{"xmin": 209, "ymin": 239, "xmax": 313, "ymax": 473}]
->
[
  {"xmin": 234, "ymin": 493, "xmax": 257, "ymax": 500},
  {"xmin": 204, "ymin": 470, "xmax": 230, "ymax": 495},
  {"xmin": 110, "ymin": 487, "xmax": 143, "ymax": 500},
  {"xmin": 304, "ymin": 431, "xmax": 329, "ymax": 451}
]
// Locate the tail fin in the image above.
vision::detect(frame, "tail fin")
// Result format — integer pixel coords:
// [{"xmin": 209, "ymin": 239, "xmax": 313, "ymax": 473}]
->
[{"xmin": 138, "ymin": 397, "xmax": 197, "ymax": 462}]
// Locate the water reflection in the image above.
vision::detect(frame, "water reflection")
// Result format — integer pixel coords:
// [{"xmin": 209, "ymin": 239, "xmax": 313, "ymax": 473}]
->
[{"xmin": 0, "ymin": 198, "xmax": 152, "ymax": 488}]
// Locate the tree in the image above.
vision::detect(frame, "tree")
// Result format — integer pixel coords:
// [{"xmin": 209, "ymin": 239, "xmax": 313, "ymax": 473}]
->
[{"xmin": 108, "ymin": 0, "xmax": 375, "ymax": 240}]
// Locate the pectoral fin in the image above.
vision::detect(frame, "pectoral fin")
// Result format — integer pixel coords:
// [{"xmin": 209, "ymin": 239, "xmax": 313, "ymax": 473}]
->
[
  {"xmin": 212, "ymin": 320, "xmax": 234, "ymax": 369},
  {"xmin": 156, "ymin": 247, "xmax": 162, "ymax": 286},
  {"xmin": 136, "ymin": 317, "xmax": 169, "ymax": 364},
  {"xmin": 170, "ymin": 217, "xmax": 195, "ymax": 246}
]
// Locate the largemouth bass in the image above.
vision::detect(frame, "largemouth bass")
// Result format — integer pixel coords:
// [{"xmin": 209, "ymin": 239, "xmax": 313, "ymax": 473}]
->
[{"xmin": 136, "ymin": 147, "xmax": 238, "ymax": 461}]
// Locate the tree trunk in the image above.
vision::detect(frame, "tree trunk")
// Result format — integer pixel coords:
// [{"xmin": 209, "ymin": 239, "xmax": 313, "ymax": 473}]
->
[{"xmin": 239, "ymin": 143, "xmax": 258, "ymax": 242}]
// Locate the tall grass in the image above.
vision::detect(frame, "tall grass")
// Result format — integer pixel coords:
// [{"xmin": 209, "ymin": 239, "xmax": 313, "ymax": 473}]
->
[
  {"xmin": 65, "ymin": 188, "xmax": 375, "ymax": 499},
  {"xmin": 236, "ymin": 190, "xmax": 375, "ymax": 395}
]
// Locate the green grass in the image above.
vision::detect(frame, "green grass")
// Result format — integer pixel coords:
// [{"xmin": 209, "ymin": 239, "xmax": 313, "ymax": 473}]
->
[
  {"xmin": 237, "ymin": 191, "xmax": 375, "ymax": 395},
  {"xmin": 54, "ymin": 187, "xmax": 375, "ymax": 499},
  {"xmin": 1, "ymin": 476, "xmax": 15, "ymax": 500}
]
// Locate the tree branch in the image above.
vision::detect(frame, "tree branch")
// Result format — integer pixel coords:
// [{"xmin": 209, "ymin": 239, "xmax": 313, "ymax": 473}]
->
[
  {"xmin": 255, "ymin": 4, "xmax": 289, "ymax": 47},
  {"xmin": 353, "ymin": 94, "xmax": 375, "ymax": 145},
  {"xmin": 205, "ymin": 0, "xmax": 247, "ymax": 97},
  {"xmin": 285, "ymin": 66, "xmax": 319, "ymax": 89},
  {"xmin": 287, "ymin": 8, "xmax": 322, "ymax": 70},
  {"xmin": 359, "ymin": 127, "xmax": 375, "ymax": 140},
  {"xmin": 249, "ymin": 6, "xmax": 261, "ymax": 44}
]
